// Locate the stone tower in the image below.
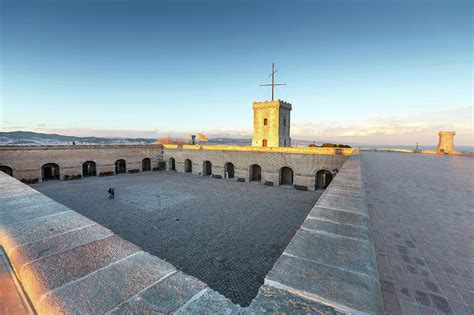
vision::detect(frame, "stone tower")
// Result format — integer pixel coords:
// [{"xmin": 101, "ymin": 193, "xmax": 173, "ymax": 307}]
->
[
  {"xmin": 252, "ymin": 100, "xmax": 292, "ymax": 147},
  {"xmin": 437, "ymin": 131, "xmax": 456, "ymax": 154}
]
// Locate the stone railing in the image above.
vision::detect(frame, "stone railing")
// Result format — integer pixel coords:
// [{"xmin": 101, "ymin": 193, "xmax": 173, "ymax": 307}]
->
[{"xmin": 0, "ymin": 154, "xmax": 382, "ymax": 314}]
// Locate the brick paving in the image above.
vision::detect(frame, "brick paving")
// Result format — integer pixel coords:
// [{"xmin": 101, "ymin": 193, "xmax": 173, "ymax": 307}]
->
[
  {"xmin": 34, "ymin": 171, "xmax": 321, "ymax": 306},
  {"xmin": 361, "ymin": 152, "xmax": 474, "ymax": 314}
]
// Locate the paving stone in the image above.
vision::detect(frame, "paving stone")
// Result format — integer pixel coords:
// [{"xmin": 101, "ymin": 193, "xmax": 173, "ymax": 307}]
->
[
  {"xmin": 37, "ymin": 252, "xmax": 176, "ymax": 314},
  {"xmin": 110, "ymin": 271, "xmax": 207, "ymax": 314},
  {"xmin": 284, "ymin": 229, "xmax": 377, "ymax": 278},
  {"xmin": 266, "ymin": 253, "xmax": 383, "ymax": 313}
]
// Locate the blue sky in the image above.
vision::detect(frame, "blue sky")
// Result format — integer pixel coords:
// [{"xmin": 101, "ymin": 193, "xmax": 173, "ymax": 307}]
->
[{"xmin": 1, "ymin": 0, "xmax": 472, "ymax": 145}]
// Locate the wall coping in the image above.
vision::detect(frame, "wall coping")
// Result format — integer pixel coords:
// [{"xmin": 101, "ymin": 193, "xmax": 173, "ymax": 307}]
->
[
  {"xmin": 0, "ymin": 145, "xmax": 162, "ymax": 150},
  {"xmin": 0, "ymin": 155, "xmax": 381, "ymax": 313}
]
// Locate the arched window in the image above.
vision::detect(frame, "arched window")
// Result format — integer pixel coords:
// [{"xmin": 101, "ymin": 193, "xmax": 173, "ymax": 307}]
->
[
  {"xmin": 224, "ymin": 162, "xmax": 235, "ymax": 179},
  {"xmin": 203, "ymin": 161, "xmax": 212, "ymax": 176},
  {"xmin": 280, "ymin": 167, "xmax": 293, "ymax": 186},
  {"xmin": 142, "ymin": 158, "xmax": 151, "ymax": 171},
  {"xmin": 82, "ymin": 161, "xmax": 96, "ymax": 177},
  {"xmin": 0, "ymin": 166, "xmax": 13, "ymax": 177},
  {"xmin": 185, "ymin": 159, "xmax": 192, "ymax": 173},
  {"xmin": 169, "ymin": 158, "xmax": 176, "ymax": 171},
  {"xmin": 115, "ymin": 159, "xmax": 126, "ymax": 174},
  {"xmin": 316, "ymin": 170, "xmax": 333, "ymax": 189},
  {"xmin": 249, "ymin": 164, "xmax": 262, "ymax": 182},
  {"xmin": 42, "ymin": 163, "xmax": 60, "ymax": 180}
]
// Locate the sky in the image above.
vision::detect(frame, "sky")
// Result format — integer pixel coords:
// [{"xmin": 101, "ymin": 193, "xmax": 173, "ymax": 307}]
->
[{"xmin": 0, "ymin": 0, "xmax": 472, "ymax": 146}]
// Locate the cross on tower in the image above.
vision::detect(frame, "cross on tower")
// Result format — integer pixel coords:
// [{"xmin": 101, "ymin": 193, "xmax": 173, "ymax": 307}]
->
[{"xmin": 260, "ymin": 62, "xmax": 286, "ymax": 101}]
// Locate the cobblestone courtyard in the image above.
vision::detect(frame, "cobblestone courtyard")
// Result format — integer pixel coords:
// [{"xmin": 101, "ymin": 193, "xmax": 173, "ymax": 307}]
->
[
  {"xmin": 34, "ymin": 171, "xmax": 321, "ymax": 306},
  {"xmin": 362, "ymin": 152, "xmax": 473, "ymax": 314}
]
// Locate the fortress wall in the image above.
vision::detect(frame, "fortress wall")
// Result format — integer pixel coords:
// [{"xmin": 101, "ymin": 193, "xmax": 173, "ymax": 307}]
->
[
  {"xmin": 163, "ymin": 145, "xmax": 349, "ymax": 189},
  {"xmin": 0, "ymin": 145, "xmax": 163, "ymax": 181}
]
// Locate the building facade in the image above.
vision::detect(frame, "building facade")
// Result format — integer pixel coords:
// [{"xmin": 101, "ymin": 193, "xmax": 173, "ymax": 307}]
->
[{"xmin": 252, "ymin": 100, "xmax": 292, "ymax": 147}]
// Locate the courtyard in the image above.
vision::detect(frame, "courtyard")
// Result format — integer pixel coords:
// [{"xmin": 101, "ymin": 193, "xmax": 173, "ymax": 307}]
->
[{"xmin": 33, "ymin": 171, "xmax": 321, "ymax": 306}]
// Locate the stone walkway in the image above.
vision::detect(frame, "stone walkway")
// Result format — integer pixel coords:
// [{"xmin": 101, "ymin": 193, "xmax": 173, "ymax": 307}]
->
[
  {"xmin": 34, "ymin": 171, "xmax": 321, "ymax": 307},
  {"xmin": 361, "ymin": 152, "xmax": 473, "ymax": 314}
]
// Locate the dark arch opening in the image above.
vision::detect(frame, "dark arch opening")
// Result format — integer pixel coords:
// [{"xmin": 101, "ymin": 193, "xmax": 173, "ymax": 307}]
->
[
  {"xmin": 0, "ymin": 166, "xmax": 13, "ymax": 177},
  {"xmin": 316, "ymin": 170, "xmax": 333, "ymax": 189},
  {"xmin": 82, "ymin": 161, "xmax": 96, "ymax": 177},
  {"xmin": 224, "ymin": 162, "xmax": 235, "ymax": 179},
  {"xmin": 42, "ymin": 163, "xmax": 60, "ymax": 180},
  {"xmin": 280, "ymin": 167, "xmax": 294, "ymax": 186},
  {"xmin": 203, "ymin": 161, "xmax": 212, "ymax": 176},
  {"xmin": 142, "ymin": 158, "xmax": 151, "ymax": 171},
  {"xmin": 169, "ymin": 158, "xmax": 176, "ymax": 171},
  {"xmin": 115, "ymin": 159, "xmax": 126, "ymax": 174},
  {"xmin": 185, "ymin": 159, "xmax": 192, "ymax": 173},
  {"xmin": 250, "ymin": 164, "xmax": 262, "ymax": 182}
]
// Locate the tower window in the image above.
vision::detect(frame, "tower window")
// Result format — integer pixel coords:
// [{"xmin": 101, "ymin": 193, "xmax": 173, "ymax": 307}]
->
[
  {"xmin": 283, "ymin": 119, "xmax": 286, "ymax": 127},
  {"xmin": 264, "ymin": 118, "xmax": 268, "ymax": 126},
  {"xmin": 263, "ymin": 139, "xmax": 268, "ymax": 147}
]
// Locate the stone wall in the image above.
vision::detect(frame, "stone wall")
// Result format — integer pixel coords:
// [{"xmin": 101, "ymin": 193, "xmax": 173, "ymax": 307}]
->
[
  {"xmin": 163, "ymin": 144, "xmax": 351, "ymax": 190},
  {"xmin": 0, "ymin": 145, "xmax": 163, "ymax": 182}
]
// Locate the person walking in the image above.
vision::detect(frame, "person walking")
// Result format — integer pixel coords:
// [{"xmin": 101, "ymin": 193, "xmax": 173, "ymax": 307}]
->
[{"xmin": 111, "ymin": 188, "xmax": 115, "ymax": 199}]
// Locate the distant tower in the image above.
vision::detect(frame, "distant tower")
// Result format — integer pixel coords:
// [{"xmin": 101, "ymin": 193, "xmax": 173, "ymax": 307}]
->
[
  {"xmin": 437, "ymin": 131, "xmax": 456, "ymax": 154},
  {"xmin": 252, "ymin": 100, "xmax": 292, "ymax": 147},
  {"xmin": 252, "ymin": 63, "xmax": 291, "ymax": 147}
]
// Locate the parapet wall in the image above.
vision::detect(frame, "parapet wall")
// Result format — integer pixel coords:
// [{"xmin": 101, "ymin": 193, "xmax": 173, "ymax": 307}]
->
[
  {"xmin": 0, "ymin": 153, "xmax": 383, "ymax": 313},
  {"xmin": 0, "ymin": 145, "xmax": 163, "ymax": 182},
  {"xmin": 163, "ymin": 144, "xmax": 350, "ymax": 190}
]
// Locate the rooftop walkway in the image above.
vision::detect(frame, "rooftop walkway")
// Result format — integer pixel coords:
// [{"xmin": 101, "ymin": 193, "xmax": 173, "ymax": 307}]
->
[{"xmin": 361, "ymin": 152, "xmax": 473, "ymax": 314}]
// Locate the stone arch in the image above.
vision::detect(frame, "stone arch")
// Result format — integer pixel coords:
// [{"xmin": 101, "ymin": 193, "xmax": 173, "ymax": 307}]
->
[
  {"xmin": 316, "ymin": 170, "xmax": 333, "ymax": 189},
  {"xmin": 0, "ymin": 165, "xmax": 13, "ymax": 177},
  {"xmin": 82, "ymin": 161, "xmax": 97, "ymax": 177},
  {"xmin": 169, "ymin": 158, "xmax": 176, "ymax": 171},
  {"xmin": 185, "ymin": 159, "xmax": 192, "ymax": 173},
  {"xmin": 280, "ymin": 167, "xmax": 293, "ymax": 186},
  {"xmin": 224, "ymin": 162, "xmax": 235, "ymax": 179},
  {"xmin": 203, "ymin": 161, "xmax": 212, "ymax": 176},
  {"xmin": 142, "ymin": 158, "xmax": 151, "ymax": 171},
  {"xmin": 249, "ymin": 164, "xmax": 262, "ymax": 182},
  {"xmin": 42, "ymin": 163, "xmax": 60, "ymax": 180},
  {"xmin": 115, "ymin": 159, "xmax": 126, "ymax": 174}
]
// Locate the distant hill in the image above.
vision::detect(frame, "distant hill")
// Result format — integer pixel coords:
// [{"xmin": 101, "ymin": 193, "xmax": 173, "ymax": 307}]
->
[{"xmin": 0, "ymin": 131, "xmax": 327, "ymax": 147}]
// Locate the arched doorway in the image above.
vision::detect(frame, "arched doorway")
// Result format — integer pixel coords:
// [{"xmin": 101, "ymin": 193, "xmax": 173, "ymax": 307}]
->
[
  {"xmin": 203, "ymin": 161, "xmax": 212, "ymax": 176},
  {"xmin": 280, "ymin": 167, "xmax": 293, "ymax": 186},
  {"xmin": 42, "ymin": 163, "xmax": 60, "ymax": 180},
  {"xmin": 316, "ymin": 170, "xmax": 333, "ymax": 189},
  {"xmin": 185, "ymin": 159, "xmax": 192, "ymax": 173},
  {"xmin": 0, "ymin": 166, "xmax": 13, "ymax": 177},
  {"xmin": 115, "ymin": 159, "xmax": 126, "ymax": 174},
  {"xmin": 169, "ymin": 158, "xmax": 176, "ymax": 171},
  {"xmin": 142, "ymin": 158, "xmax": 151, "ymax": 171},
  {"xmin": 224, "ymin": 162, "xmax": 235, "ymax": 178},
  {"xmin": 82, "ymin": 161, "xmax": 96, "ymax": 177},
  {"xmin": 250, "ymin": 164, "xmax": 262, "ymax": 182}
]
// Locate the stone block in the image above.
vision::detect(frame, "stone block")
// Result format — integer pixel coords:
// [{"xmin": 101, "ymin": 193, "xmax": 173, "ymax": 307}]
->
[
  {"xmin": 236, "ymin": 178, "xmax": 245, "ymax": 182},
  {"xmin": 0, "ymin": 193, "xmax": 53, "ymax": 213},
  {"xmin": 302, "ymin": 217, "xmax": 370, "ymax": 241},
  {"xmin": 211, "ymin": 174, "xmax": 222, "ymax": 179},
  {"xmin": 266, "ymin": 254, "xmax": 383, "ymax": 314},
  {"xmin": 110, "ymin": 271, "xmax": 207, "ymax": 314},
  {"xmin": 309, "ymin": 206, "xmax": 369, "ymax": 228},
  {"xmin": 264, "ymin": 181, "xmax": 274, "ymax": 186},
  {"xmin": 284, "ymin": 229, "xmax": 377, "ymax": 278},
  {"xmin": 0, "ymin": 202, "xmax": 70, "ymax": 226},
  {"xmin": 37, "ymin": 252, "xmax": 176, "ymax": 314},
  {"xmin": 317, "ymin": 194, "xmax": 368, "ymax": 215},
  {"xmin": 20, "ymin": 235, "xmax": 141, "ymax": 303},
  {"xmin": 174, "ymin": 289, "xmax": 242, "ymax": 314},
  {"xmin": 250, "ymin": 284, "xmax": 342, "ymax": 314}
]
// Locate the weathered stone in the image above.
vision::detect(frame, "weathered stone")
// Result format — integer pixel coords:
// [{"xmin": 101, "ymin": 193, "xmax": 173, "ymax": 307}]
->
[
  {"xmin": 309, "ymin": 206, "xmax": 370, "ymax": 228},
  {"xmin": 0, "ymin": 202, "xmax": 70, "ymax": 226},
  {"xmin": 0, "ymin": 193, "xmax": 53, "ymax": 212},
  {"xmin": 266, "ymin": 254, "xmax": 383, "ymax": 314},
  {"xmin": 37, "ymin": 252, "xmax": 176, "ymax": 314},
  {"xmin": 264, "ymin": 180, "xmax": 274, "ymax": 186},
  {"xmin": 174, "ymin": 289, "xmax": 243, "ymax": 314},
  {"xmin": 302, "ymin": 217, "xmax": 370, "ymax": 241},
  {"xmin": 110, "ymin": 271, "xmax": 207, "ymax": 314},
  {"xmin": 317, "ymin": 194, "xmax": 368, "ymax": 215},
  {"xmin": 294, "ymin": 184, "xmax": 307, "ymax": 191}
]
